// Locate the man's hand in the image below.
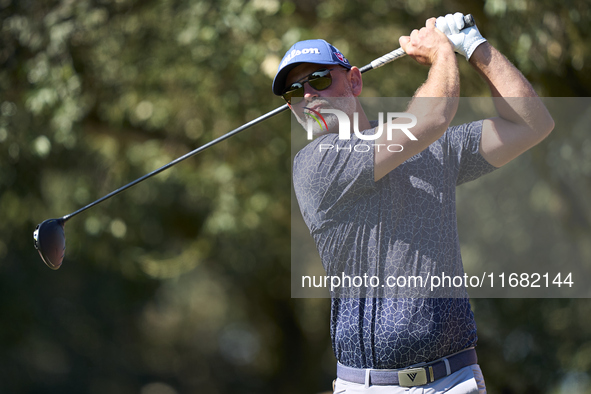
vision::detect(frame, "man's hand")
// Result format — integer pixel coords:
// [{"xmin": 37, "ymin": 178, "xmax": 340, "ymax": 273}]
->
[
  {"xmin": 436, "ymin": 12, "xmax": 487, "ymax": 60},
  {"xmin": 399, "ymin": 18, "xmax": 455, "ymax": 65}
]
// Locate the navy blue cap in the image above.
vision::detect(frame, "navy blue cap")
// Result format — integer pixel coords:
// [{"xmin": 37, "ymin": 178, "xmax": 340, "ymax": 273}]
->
[{"xmin": 272, "ymin": 39, "xmax": 351, "ymax": 95}]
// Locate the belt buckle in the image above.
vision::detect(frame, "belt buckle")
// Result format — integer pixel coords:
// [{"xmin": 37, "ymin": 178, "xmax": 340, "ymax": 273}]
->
[{"xmin": 398, "ymin": 367, "xmax": 428, "ymax": 387}]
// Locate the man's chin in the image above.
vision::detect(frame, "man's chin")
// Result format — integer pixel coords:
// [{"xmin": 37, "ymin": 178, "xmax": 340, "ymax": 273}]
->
[{"xmin": 312, "ymin": 129, "xmax": 333, "ymax": 137}]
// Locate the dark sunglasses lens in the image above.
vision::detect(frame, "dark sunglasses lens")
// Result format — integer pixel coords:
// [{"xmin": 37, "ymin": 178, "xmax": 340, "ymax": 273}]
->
[
  {"xmin": 304, "ymin": 69, "xmax": 332, "ymax": 92},
  {"xmin": 283, "ymin": 83, "xmax": 304, "ymax": 104},
  {"xmin": 282, "ymin": 69, "xmax": 333, "ymax": 104},
  {"xmin": 311, "ymin": 69, "xmax": 331, "ymax": 78},
  {"xmin": 308, "ymin": 76, "xmax": 332, "ymax": 91}
]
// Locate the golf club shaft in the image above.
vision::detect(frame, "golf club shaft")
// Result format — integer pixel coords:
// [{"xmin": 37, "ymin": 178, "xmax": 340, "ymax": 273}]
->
[
  {"xmin": 62, "ymin": 103, "xmax": 290, "ymax": 221},
  {"xmin": 60, "ymin": 12, "xmax": 474, "ymax": 221}
]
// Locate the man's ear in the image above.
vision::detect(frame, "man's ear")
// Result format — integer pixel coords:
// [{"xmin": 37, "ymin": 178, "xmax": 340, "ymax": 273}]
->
[{"xmin": 348, "ymin": 66, "xmax": 363, "ymax": 96}]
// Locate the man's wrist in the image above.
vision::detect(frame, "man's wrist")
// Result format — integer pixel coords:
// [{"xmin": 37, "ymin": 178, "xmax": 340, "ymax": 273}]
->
[
  {"xmin": 432, "ymin": 45, "xmax": 458, "ymax": 66},
  {"xmin": 467, "ymin": 41, "xmax": 492, "ymax": 66}
]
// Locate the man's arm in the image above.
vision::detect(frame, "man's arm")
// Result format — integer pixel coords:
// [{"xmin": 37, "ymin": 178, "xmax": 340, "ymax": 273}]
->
[
  {"xmin": 373, "ymin": 18, "xmax": 460, "ymax": 181},
  {"xmin": 470, "ymin": 42, "xmax": 555, "ymax": 167}
]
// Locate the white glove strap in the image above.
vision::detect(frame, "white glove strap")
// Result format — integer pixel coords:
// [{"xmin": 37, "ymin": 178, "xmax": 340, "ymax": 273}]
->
[{"xmin": 464, "ymin": 28, "xmax": 487, "ymax": 60}]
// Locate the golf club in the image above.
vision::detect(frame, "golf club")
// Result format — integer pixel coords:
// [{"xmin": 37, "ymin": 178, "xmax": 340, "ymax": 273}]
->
[{"xmin": 33, "ymin": 15, "xmax": 475, "ymax": 270}]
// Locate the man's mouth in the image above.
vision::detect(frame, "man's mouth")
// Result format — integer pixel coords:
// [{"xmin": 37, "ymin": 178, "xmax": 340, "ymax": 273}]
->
[
  {"xmin": 304, "ymin": 106, "xmax": 321, "ymax": 115},
  {"xmin": 303, "ymin": 101, "xmax": 329, "ymax": 115},
  {"xmin": 303, "ymin": 104, "xmax": 330, "ymax": 132}
]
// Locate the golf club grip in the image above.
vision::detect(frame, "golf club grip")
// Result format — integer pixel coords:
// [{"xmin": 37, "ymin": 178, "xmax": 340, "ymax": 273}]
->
[{"xmin": 359, "ymin": 13, "xmax": 475, "ymax": 74}]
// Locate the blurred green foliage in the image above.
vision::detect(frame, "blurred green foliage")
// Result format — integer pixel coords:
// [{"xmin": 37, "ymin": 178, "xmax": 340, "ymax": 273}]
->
[{"xmin": 1, "ymin": 0, "xmax": 590, "ymax": 393}]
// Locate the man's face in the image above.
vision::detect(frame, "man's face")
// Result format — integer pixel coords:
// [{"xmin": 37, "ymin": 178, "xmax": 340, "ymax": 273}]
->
[{"xmin": 284, "ymin": 63, "xmax": 357, "ymax": 135}]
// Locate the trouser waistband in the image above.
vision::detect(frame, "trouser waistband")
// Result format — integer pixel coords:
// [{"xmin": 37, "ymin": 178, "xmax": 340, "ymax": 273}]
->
[{"xmin": 336, "ymin": 347, "xmax": 478, "ymax": 388}]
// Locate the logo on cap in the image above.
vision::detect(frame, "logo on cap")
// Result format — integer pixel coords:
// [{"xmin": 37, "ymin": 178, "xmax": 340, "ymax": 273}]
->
[{"xmin": 281, "ymin": 48, "xmax": 322, "ymax": 68}]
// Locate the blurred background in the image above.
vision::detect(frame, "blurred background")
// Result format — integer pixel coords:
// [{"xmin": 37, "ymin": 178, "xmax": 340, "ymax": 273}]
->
[{"xmin": 1, "ymin": 0, "xmax": 590, "ymax": 393}]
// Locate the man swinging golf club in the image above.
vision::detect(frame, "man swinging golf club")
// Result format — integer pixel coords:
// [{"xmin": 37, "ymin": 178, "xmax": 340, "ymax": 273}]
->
[{"xmin": 275, "ymin": 13, "xmax": 554, "ymax": 393}]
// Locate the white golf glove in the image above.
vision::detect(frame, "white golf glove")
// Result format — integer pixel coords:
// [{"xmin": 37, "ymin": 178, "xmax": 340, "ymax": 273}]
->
[{"xmin": 436, "ymin": 12, "xmax": 487, "ymax": 60}]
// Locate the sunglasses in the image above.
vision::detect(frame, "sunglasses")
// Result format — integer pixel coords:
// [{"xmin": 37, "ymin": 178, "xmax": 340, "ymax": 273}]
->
[{"xmin": 282, "ymin": 68, "xmax": 337, "ymax": 105}]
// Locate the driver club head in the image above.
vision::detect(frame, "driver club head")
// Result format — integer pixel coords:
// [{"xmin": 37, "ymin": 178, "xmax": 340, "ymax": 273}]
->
[{"xmin": 33, "ymin": 218, "xmax": 66, "ymax": 270}]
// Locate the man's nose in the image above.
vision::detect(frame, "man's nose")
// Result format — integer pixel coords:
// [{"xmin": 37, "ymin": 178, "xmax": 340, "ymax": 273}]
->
[{"xmin": 303, "ymin": 84, "xmax": 319, "ymax": 101}]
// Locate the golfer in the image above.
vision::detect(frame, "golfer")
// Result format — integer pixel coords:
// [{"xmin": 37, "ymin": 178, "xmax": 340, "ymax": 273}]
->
[{"xmin": 273, "ymin": 13, "xmax": 554, "ymax": 393}]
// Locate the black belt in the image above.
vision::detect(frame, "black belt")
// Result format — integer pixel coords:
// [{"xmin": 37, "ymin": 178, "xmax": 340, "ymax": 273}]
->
[{"xmin": 337, "ymin": 348, "xmax": 478, "ymax": 387}]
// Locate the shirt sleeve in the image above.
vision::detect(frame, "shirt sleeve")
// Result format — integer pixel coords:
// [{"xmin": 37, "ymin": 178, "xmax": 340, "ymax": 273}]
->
[
  {"xmin": 292, "ymin": 132, "xmax": 376, "ymax": 232},
  {"xmin": 445, "ymin": 120, "xmax": 499, "ymax": 186}
]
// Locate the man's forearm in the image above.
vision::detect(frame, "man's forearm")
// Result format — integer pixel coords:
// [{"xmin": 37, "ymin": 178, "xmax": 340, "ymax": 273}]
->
[
  {"xmin": 374, "ymin": 47, "xmax": 460, "ymax": 181},
  {"xmin": 471, "ymin": 42, "xmax": 554, "ymax": 167},
  {"xmin": 470, "ymin": 42, "xmax": 536, "ymax": 98},
  {"xmin": 404, "ymin": 47, "xmax": 460, "ymax": 146},
  {"xmin": 413, "ymin": 49, "xmax": 460, "ymax": 99},
  {"xmin": 470, "ymin": 42, "xmax": 552, "ymax": 131}
]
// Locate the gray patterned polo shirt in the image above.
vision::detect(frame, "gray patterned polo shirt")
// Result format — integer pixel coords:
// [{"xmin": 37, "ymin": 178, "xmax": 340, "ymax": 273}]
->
[{"xmin": 293, "ymin": 120, "xmax": 497, "ymax": 368}]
